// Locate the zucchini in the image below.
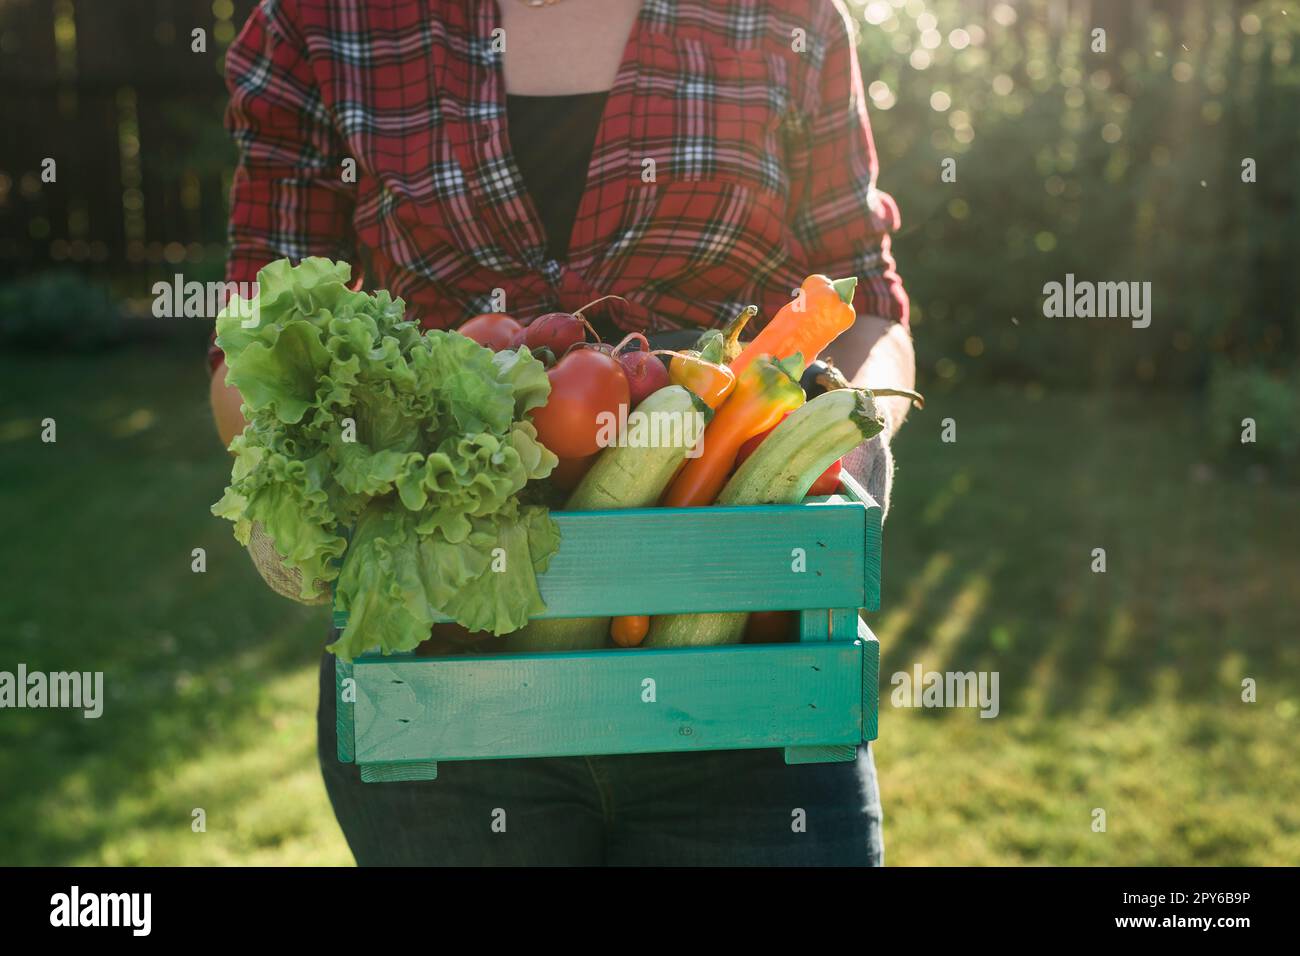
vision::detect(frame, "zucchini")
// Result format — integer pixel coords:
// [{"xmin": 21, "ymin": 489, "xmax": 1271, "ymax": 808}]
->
[
  {"xmin": 507, "ymin": 386, "xmax": 711, "ymax": 651},
  {"xmin": 643, "ymin": 388, "xmax": 884, "ymax": 648},
  {"xmin": 506, "ymin": 615, "xmax": 609, "ymax": 652},
  {"xmin": 567, "ymin": 386, "xmax": 711, "ymax": 509}
]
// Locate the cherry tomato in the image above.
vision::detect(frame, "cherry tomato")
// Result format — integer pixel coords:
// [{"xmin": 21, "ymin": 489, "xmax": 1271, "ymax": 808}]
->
[
  {"xmin": 530, "ymin": 348, "xmax": 630, "ymax": 459},
  {"xmin": 610, "ymin": 615, "xmax": 650, "ymax": 647},
  {"xmin": 458, "ymin": 313, "xmax": 524, "ymax": 351},
  {"xmin": 808, "ymin": 458, "xmax": 842, "ymax": 496}
]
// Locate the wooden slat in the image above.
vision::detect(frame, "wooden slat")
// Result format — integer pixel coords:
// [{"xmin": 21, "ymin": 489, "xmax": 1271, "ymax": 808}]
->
[
  {"xmin": 352, "ymin": 642, "xmax": 864, "ymax": 764},
  {"xmin": 333, "ymin": 500, "xmax": 880, "ymax": 629},
  {"xmin": 784, "ymin": 606, "xmax": 862, "ymax": 764},
  {"xmin": 526, "ymin": 503, "xmax": 870, "ymax": 617},
  {"xmin": 860, "ymin": 620, "xmax": 881, "ymax": 742},
  {"xmin": 360, "ymin": 761, "xmax": 438, "ymax": 783},
  {"xmin": 829, "ymin": 608, "xmax": 861, "ymax": 640},
  {"xmin": 784, "ymin": 744, "xmax": 858, "ymax": 765},
  {"xmin": 335, "ymin": 500, "xmax": 879, "ymax": 628},
  {"xmin": 798, "ymin": 608, "xmax": 829, "ymax": 641},
  {"xmin": 837, "ymin": 473, "xmax": 883, "ymax": 611},
  {"xmin": 334, "ymin": 655, "xmax": 355, "ymax": 764},
  {"xmin": 792, "ymin": 607, "xmax": 865, "ymax": 647}
]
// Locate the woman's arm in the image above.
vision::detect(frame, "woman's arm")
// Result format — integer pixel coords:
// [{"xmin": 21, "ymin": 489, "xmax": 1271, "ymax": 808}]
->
[
  {"xmin": 790, "ymin": 2, "xmax": 914, "ymax": 513},
  {"xmin": 210, "ymin": 359, "xmax": 246, "ymax": 448},
  {"xmin": 208, "ymin": 0, "xmax": 358, "ymax": 448},
  {"xmin": 823, "ymin": 315, "xmax": 915, "ymax": 518},
  {"xmin": 824, "ymin": 314, "xmax": 916, "ymax": 439}
]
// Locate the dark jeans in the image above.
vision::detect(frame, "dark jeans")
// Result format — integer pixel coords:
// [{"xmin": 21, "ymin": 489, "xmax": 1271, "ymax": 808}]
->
[{"xmin": 317, "ymin": 652, "xmax": 884, "ymax": 866}]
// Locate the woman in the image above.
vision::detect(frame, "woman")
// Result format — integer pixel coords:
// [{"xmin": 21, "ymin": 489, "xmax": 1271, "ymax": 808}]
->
[{"xmin": 210, "ymin": 0, "xmax": 914, "ymax": 866}]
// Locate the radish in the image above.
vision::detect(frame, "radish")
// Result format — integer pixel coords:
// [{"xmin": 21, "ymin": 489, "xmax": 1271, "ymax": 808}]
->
[
  {"xmin": 523, "ymin": 312, "xmax": 588, "ymax": 355},
  {"xmin": 613, "ymin": 332, "xmax": 670, "ymax": 406},
  {"xmin": 521, "ymin": 294, "xmax": 626, "ymax": 357}
]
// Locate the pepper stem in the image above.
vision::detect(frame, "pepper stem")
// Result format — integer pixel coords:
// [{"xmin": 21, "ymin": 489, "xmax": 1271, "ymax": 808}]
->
[
  {"xmin": 867, "ymin": 386, "xmax": 926, "ymax": 410},
  {"xmin": 719, "ymin": 305, "xmax": 758, "ymax": 362},
  {"xmin": 831, "ymin": 277, "xmax": 858, "ymax": 305}
]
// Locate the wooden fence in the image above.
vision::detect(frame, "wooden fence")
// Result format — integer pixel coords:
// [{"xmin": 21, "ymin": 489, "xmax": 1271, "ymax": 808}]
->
[{"xmin": 0, "ymin": 0, "xmax": 258, "ymax": 280}]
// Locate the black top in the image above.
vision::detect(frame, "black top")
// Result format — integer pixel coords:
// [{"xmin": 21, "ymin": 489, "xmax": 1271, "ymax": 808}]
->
[
  {"xmin": 504, "ymin": 91, "xmax": 696, "ymax": 349},
  {"xmin": 505, "ymin": 91, "xmax": 609, "ymax": 263}
]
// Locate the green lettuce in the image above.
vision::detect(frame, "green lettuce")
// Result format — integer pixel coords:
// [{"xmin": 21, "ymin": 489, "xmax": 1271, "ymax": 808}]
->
[{"xmin": 212, "ymin": 258, "xmax": 559, "ymax": 659}]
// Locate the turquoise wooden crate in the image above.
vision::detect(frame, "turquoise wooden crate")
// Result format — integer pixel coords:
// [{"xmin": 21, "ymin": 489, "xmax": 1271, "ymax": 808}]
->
[{"xmin": 334, "ymin": 473, "xmax": 883, "ymax": 782}]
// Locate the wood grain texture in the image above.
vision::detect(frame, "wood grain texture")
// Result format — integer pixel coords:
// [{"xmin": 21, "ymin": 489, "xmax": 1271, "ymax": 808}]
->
[
  {"xmin": 829, "ymin": 608, "xmax": 861, "ymax": 640},
  {"xmin": 783, "ymin": 744, "xmax": 859, "ymax": 765},
  {"xmin": 529, "ymin": 504, "xmax": 870, "ymax": 616},
  {"xmin": 331, "ymin": 497, "xmax": 886, "ymax": 772},
  {"xmin": 333, "ymin": 501, "xmax": 879, "ymax": 629},
  {"xmin": 360, "ymin": 761, "xmax": 439, "ymax": 783},
  {"xmin": 788, "ymin": 608, "xmax": 861, "ymax": 763},
  {"xmin": 860, "ymin": 619, "xmax": 881, "ymax": 742},
  {"xmin": 335, "ymin": 655, "xmax": 355, "ymax": 763},
  {"xmin": 837, "ymin": 473, "xmax": 883, "ymax": 611},
  {"xmin": 799, "ymin": 608, "xmax": 830, "ymax": 641},
  {"xmin": 351, "ymin": 643, "xmax": 864, "ymax": 763}
]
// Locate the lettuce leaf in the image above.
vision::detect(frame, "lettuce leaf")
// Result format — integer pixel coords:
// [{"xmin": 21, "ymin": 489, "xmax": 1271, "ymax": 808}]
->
[{"xmin": 213, "ymin": 257, "xmax": 560, "ymax": 659}]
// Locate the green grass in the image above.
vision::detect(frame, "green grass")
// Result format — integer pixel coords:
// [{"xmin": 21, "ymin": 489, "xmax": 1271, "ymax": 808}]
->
[
  {"xmin": 1, "ymin": 349, "xmax": 1295, "ymax": 865},
  {"xmin": 0, "ymin": 346, "xmax": 350, "ymax": 865},
  {"xmin": 877, "ymin": 384, "xmax": 1300, "ymax": 865}
]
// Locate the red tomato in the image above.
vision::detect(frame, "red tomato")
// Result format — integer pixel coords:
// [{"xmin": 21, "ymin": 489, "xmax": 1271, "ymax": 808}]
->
[
  {"xmin": 808, "ymin": 458, "xmax": 842, "ymax": 496},
  {"xmin": 735, "ymin": 425, "xmax": 774, "ymax": 469},
  {"xmin": 458, "ymin": 313, "xmax": 524, "ymax": 351},
  {"xmin": 734, "ymin": 412, "xmax": 842, "ymax": 495},
  {"xmin": 550, "ymin": 453, "xmax": 598, "ymax": 492},
  {"xmin": 530, "ymin": 348, "xmax": 630, "ymax": 459}
]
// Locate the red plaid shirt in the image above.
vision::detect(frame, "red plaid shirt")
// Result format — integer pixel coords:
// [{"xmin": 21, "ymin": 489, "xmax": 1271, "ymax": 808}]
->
[{"xmin": 211, "ymin": 0, "xmax": 906, "ymax": 371}]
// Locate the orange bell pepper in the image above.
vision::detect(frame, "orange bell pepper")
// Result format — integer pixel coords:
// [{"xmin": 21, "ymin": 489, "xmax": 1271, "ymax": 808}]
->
[
  {"xmin": 661, "ymin": 354, "xmax": 805, "ymax": 508},
  {"xmin": 730, "ymin": 275, "xmax": 857, "ymax": 377},
  {"xmin": 665, "ymin": 306, "xmax": 755, "ymax": 409},
  {"xmin": 668, "ymin": 351, "xmax": 736, "ymax": 409}
]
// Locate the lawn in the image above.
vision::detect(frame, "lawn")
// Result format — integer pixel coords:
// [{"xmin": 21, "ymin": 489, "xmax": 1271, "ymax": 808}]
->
[{"xmin": 1, "ymin": 346, "xmax": 1296, "ymax": 865}]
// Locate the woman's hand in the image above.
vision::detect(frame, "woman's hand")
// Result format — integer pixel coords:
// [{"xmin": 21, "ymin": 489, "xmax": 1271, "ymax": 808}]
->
[
  {"xmin": 824, "ymin": 315, "xmax": 916, "ymax": 439},
  {"xmin": 209, "ymin": 359, "xmax": 247, "ymax": 449},
  {"xmin": 823, "ymin": 315, "xmax": 917, "ymax": 519}
]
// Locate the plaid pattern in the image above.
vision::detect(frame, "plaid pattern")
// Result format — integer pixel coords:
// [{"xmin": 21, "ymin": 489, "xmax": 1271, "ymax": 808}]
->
[{"xmin": 211, "ymin": 0, "xmax": 907, "ymax": 371}]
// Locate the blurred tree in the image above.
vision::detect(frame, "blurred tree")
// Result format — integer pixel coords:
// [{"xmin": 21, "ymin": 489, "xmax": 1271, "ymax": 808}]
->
[{"xmin": 857, "ymin": 0, "xmax": 1300, "ymax": 389}]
